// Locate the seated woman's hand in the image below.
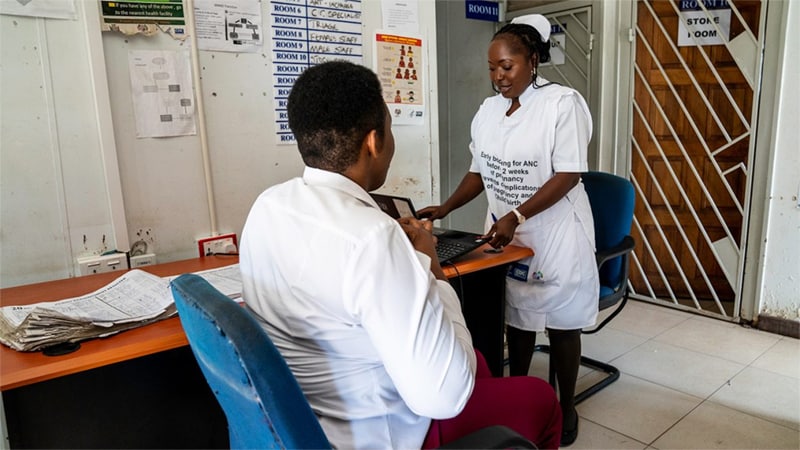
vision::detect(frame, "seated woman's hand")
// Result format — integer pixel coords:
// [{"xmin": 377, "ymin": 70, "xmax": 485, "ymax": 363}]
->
[
  {"xmin": 398, "ymin": 217, "xmax": 448, "ymax": 280},
  {"xmin": 398, "ymin": 217, "xmax": 437, "ymax": 257}
]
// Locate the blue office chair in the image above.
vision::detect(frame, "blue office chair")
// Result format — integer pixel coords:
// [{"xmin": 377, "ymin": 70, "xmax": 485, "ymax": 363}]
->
[
  {"xmin": 575, "ymin": 171, "xmax": 636, "ymax": 403},
  {"xmin": 534, "ymin": 171, "xmax": 635, "ymax": 404},
  {"xmin": 170, "ymin": 274, "xmax": 536, "ymax": 449}
]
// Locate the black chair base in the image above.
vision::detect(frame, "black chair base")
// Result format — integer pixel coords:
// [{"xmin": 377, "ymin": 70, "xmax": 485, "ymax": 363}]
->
[{"xmin": 532, "ymin": 345, "xmax": 620, "ymax": 405}]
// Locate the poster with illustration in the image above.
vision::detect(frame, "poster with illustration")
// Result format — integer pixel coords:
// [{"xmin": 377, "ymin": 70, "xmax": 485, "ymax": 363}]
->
[{"xmin": 374, "ymin": 32, "xmax": 424, "ymax": 125}]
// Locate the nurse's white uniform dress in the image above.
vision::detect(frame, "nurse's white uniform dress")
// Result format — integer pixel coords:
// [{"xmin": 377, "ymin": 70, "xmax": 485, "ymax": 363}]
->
[{"xmin": 469, "ymin": 80, "xmax": 600, "ymax": 331}]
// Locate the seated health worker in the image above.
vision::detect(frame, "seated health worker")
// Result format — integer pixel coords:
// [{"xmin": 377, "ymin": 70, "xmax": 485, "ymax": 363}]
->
[{"xmin": 240, "ymin": 61, "xmax": 562, "ymax": 449}]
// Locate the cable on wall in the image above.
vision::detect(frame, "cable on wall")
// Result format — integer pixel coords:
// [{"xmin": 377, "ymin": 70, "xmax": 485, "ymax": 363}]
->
[{"xmin": 183, "ymin": 0, "xmax": 219, "ymax": 236}]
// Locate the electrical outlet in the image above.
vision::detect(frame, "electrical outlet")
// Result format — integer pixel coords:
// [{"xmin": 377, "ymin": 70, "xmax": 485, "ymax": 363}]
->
[
  {"xmin": 197, "ymin": 233, "xmax": 238, "ymax": 257},
  {"xmin": 130, "ymin": 253, "xmax": 157, "ymax": 268},
  {"xmin": 77, "ymin": 253, "xmax": 129, "ymax": 276}
]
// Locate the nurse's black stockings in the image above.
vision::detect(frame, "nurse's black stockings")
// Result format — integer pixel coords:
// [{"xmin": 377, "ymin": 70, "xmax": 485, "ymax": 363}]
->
[
  {"xmin": 548, "ymin": 328, "xmax": 581, "ymax": 428},
  {"xmin": 506, "ymin": 325, "xmax": 537, "ymax": 376},
  {"xmin": 506, "ymin": 325, "xmax": 582, "ymax": 428}
]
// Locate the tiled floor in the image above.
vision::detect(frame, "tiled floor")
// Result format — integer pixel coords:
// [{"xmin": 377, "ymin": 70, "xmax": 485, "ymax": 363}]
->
[{"xmin": 515, "ymin": 300, "xmax": 800, "ymax": 449}]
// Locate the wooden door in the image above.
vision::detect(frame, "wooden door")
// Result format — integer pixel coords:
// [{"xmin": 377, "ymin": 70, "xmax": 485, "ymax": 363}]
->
[{"xmin": 630, "ymin": 0, "xmax": 762, "ymax": 318}]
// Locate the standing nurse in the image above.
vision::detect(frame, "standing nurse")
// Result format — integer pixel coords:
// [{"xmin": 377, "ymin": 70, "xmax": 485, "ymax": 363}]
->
[{"xmin": 418, "ymin": 14, "xmax": 599, "ymax": 446}]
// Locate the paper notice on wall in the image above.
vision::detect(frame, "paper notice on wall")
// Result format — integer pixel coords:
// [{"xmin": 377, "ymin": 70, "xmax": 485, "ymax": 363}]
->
[
  {"xmin": 374, "ymin": 32, "xmax": 424, "ymax": 126},
  {"xmin": 541, "ymin": 23, "xmax": 566, "ymax": 67},
  {"xmin": 193, "ymin": 0, "xmax": 263, "ymax": 52},
  {"xmin": 128, "ymin": 50, "xmax": 197, "ymax": 138},
  {"xmin": 677, "ymin": 1, "xmax": 731, "ymax": 47},
  {"xmin": 0, "ymin": 0, "xmax": 76, "ymax": 20},
  {"xmin": 381, "ymin": 0, "xmax": 419, "ymax": 33}
]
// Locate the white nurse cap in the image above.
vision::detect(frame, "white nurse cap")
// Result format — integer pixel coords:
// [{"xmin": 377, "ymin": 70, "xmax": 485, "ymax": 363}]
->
[{"xmin": 510, "ymin": 14, "xmax": 551, "ymax": 43}]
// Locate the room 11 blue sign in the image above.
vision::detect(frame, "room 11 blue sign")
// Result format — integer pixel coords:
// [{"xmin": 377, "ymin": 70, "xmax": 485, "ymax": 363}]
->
[{"xmin": 465, "ymin": 0, "xmax": 500, "ymax": 22}]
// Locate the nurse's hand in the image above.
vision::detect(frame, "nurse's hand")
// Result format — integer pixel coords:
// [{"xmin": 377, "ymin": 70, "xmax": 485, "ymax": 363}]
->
[
  {"xmin": 483, "ymin": 214, "xmax": 518, "ymax": 248},
  {"xmin": 417, "ymin": 205, "xmax": 448, "ymax": 221}
]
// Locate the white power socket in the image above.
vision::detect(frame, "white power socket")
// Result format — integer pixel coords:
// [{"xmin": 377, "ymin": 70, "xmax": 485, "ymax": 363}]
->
[
  {"xmin": 130, "ymin": 253, "xmax": 157, "ymax": 268},
  {"xmin": 77, "ymin": 253, "xmax": 129, "ymax": 276}
]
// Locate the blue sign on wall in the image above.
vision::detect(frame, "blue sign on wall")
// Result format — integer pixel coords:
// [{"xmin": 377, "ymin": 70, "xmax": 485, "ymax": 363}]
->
[{"xmin": 465, "ymin": 0, "xmax": 500, "ymax": 22}]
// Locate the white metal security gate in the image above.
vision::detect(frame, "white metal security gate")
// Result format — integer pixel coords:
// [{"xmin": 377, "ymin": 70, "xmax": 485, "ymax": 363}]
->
[
  {"xmin": 629, "ymin": 0, "xmax": 764, "ymax": 320},
  {"xmin": 536, "ymin": 7, "xmax": 592, "ymax": 102}
]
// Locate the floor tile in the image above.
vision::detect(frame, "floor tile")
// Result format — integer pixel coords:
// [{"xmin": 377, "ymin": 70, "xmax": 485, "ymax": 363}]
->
[
  {"xmin": 606, "ymin": 301, "xmax": 689, "ymax": 339},
  {"xmin": 654, "ymin": 317, "xmax": 780, "ymax": 365},
  {"xmin": 582, "ymin": 327, "xmax": 649, "ymax": 363},
  {"xmin": 526, "ymin": 350, "xmax": 551, "ymax": 381},
  {"xmin": 577, "ymin": 374, "xmax": 702, "ymax": 445},
  {"xmin": 652, "ymin": 401, "xmax": 800, "ymax": 449},
  {"xmin": 501, "ymin": 299, "xmax": 798, "ymax": 449},
  {"xmin": 526, "ymin": 342, "xmax": 597, "ymax": 382},
  {"xmin": 751, "ymin": 337, "xmax": 800, "ymax": 379},
  {"xmin": 614, "ymin": 340, "xmax": 745, "ymax": 398},
  {"xmin": 709, "ymin": 366, "xmax": 800, "ymax": 431},
  {"xmin": 575, "ymin": 368, "xmax": 614, "ymax": 400},
  {"xmin": 569, "ymin": 417, "xmax": 647, "ymax": 449}
]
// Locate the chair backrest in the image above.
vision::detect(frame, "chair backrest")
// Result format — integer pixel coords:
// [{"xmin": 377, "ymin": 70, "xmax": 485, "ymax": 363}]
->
[
  {"xmin": 581, "ymin": 171, "xmax": 635, "ymax": 290},
  {"xmin": 170, "ymin": 273, "xmax": 329, "ymax": 450}
]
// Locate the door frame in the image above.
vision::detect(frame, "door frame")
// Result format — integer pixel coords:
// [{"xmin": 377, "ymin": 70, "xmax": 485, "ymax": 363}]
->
[{"xmin": 738, "ymin": 0, "xmax": 788, "ymax": 322}]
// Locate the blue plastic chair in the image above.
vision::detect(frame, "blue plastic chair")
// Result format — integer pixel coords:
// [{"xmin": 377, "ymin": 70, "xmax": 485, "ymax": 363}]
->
[
  {"xmin": 535, "ymin": 171, "xmax": 636, "ymax": 404},
  {"xmin": 171, "ymin": 273, "xmax": 536, "ymax": 449},
  {"xmin": 171, "ymin": 274, "xmax": 329, "ymax": 449}
]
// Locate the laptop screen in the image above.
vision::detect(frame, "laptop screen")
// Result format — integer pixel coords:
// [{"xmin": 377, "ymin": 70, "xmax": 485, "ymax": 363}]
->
[
  {"xmin": 369, "ymin": 193, "xmax": 489, "ymax": 263},
  {"xmin": 370, "ymin": 193, "xmax": 418, "ymax": 219}
]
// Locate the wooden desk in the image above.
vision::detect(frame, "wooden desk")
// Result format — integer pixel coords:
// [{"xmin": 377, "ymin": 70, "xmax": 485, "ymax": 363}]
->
[
  {"xmin": 442, "ymin": 243, "xmax": 531, "ymax": 278},
  {"xmin": 1, "ymin": 246, "xmax": 531, "ymax": 391},
  {"xmin": 1, "ymin": 246, "xmax": 531, "ymax": 448},
  {"xmin": 0, "ymin": 256, "xmax": 238, "ymax": 391}
]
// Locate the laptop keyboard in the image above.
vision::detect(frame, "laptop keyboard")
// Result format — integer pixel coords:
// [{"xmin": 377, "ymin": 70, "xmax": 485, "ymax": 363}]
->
[{"xmin": 436, "ymin": 239, "xmax": 478, "ymax": 263}]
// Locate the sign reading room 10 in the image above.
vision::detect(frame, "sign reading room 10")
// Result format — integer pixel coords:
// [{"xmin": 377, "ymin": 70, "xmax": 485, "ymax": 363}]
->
[{"xmin": 677, "ymin": 0, "xmax": 731, "ymax": 47}]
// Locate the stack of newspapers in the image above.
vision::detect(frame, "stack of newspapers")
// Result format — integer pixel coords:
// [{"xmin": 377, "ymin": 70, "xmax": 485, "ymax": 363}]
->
[{"xmin": 0, "ymin": 265, "xmax": 242, "ymax": 352}]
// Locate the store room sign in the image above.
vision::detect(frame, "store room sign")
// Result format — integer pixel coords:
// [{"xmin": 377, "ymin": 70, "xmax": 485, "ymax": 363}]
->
[{"xmin": 677, "ymin": 0, "xmax": 731, "ymax": 47}]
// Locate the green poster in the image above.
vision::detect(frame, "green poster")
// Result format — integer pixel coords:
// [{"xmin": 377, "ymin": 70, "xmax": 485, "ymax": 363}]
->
[{"xmin": 101, "ymin": 0, "xmax": 185, "ymax": 26}]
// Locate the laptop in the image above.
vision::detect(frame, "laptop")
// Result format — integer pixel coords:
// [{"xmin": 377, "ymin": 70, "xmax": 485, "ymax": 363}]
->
[{"xmin": 370, "ymin": 193, "xmax": 489, "ymax": 263}]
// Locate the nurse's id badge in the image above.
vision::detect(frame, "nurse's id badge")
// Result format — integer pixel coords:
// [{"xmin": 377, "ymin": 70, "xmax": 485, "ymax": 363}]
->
[
  {"xmin": 507, "ymin": 262, "xmax": 545, "ymax": 283},
  {"xmin": 507, "ymin": 262, "xmax": 529, "ymax": 282}
]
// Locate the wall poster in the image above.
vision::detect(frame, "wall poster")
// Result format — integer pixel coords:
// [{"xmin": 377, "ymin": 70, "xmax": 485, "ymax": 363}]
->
[
  {"xmin": 100, "ymin": 0, "xmax": 186, "ymax": 37},
  {"xmin": 193, "ymin": 0, "xmax": 263, "ymax": 52},
  {"xmin": 128, "ymin": 50, "xmax": 197, "ymax": 138},
  {"xmin": 374, "ymin": 32, "xmax": 424, "ymax": 126}
]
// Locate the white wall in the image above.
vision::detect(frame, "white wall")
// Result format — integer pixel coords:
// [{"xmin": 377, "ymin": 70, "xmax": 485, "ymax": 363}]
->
[
  {"xmin": 434, "ymin": 0, "xmax": 496, "ymax": 233},
  {"xmin": 757, "ymin": 0, "xmax": 800, "ymax": 320},
  {"xmin": 0, "ymin": 0, "xmax": 441, "ymax": 288},
  {"xmin": 1, "ymin": 2, "xmax": 119, "ymax": 286}
]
